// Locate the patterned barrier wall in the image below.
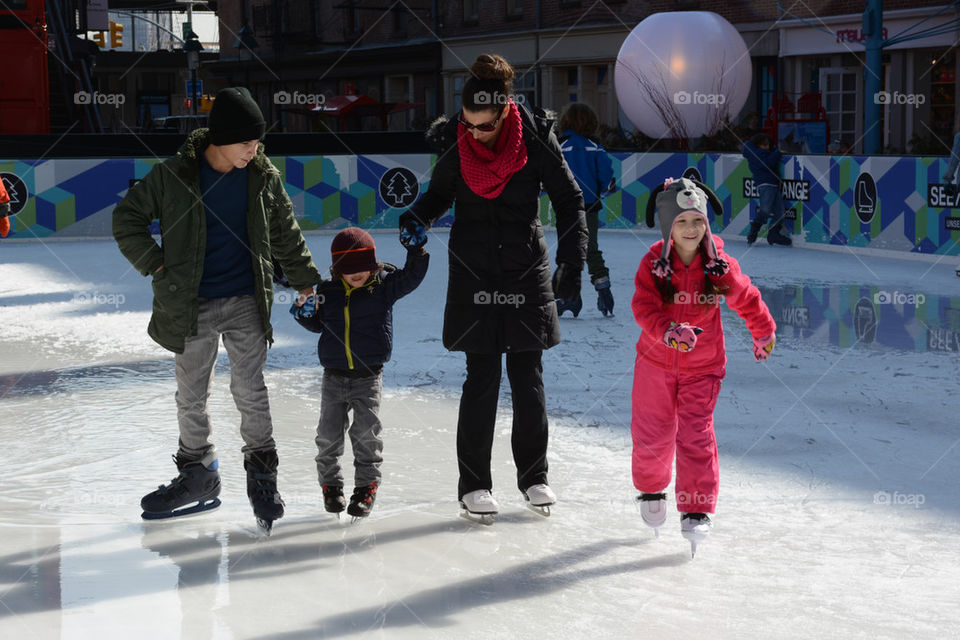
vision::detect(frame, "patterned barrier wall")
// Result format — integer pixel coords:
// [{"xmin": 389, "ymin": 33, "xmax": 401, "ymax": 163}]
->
[{"xmin": 1, "ymin": 152, "xmax": 958, "ymax": 257}]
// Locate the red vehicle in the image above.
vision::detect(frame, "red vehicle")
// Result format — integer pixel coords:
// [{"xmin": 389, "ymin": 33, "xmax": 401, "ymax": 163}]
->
[{"xmin": 0, "ymin": 0, "xmax": 49, "ymax": 134}]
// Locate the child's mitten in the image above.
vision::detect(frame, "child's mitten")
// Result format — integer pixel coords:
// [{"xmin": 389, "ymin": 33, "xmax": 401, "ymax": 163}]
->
[
  {"xmin": 664, "ymin": 322, "xmax": 703, "ymax": 352},
  {"xmin": 753, "ymin": 334, "xmax": 775, "ymax": 361}
]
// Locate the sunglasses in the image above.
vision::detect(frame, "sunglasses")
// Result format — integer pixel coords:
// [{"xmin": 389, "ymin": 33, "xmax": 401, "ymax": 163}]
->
[{"xmin": 458, "ymin": 110, "xmax": 502, "ymax": 132}]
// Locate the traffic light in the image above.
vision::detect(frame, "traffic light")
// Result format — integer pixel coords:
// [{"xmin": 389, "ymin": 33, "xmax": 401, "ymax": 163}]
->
[
  {"xmin": 109, "ymin": 20, "xmax": 123, "ymax": 49},
  {"xmin": 92, "ymin": 31, "xmax": 105, "ymax": 48}
]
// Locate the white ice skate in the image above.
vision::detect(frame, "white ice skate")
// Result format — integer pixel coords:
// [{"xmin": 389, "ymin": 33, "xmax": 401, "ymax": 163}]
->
[
  {"xmin": 680, "ymin": 512, "xmax": 712, "ymax": 558},
  {"xmin": 522, "ymin": 484, "xmax": 556, "ymax": 517},
  {"xmin": 636, "ymin": 492, "xmax": 667, "ymax": 537},
  {"xmin": 459, "ymin": 489, "xmax": 499, "ymax": 526}
]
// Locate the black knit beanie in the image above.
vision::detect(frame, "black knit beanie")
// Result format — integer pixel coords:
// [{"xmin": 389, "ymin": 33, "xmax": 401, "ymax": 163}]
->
[{"xmin": 208, "ymin": 87, "xmax": 265, "ymax": 145}]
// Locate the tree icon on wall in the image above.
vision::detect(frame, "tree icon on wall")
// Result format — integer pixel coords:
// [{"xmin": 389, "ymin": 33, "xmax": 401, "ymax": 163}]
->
[{"xmin": 379, "ymin": 167, "xmax": 419, "ymax": 209}]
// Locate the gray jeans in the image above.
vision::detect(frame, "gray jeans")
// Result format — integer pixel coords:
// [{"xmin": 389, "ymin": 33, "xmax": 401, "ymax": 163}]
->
[
  {"xmin": 175, "ymin": 295, "xmax": 274, "ymax": 460},
  {"xmin": 315, "ymin": 370, "xmax": 383, "ymax": 487}
]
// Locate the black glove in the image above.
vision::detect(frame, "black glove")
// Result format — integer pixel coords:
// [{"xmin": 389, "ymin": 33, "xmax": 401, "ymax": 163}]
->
[
  {"xmin": 552, "ymin": 263, "xmax": 581, "ymax": 303},
  {"xmin": 593, "ymin": 276, "xmax": 614, "ymax": 316},
  {"xmin": 271, "ymin": 255, "xmax": 290, "ymax": 288},
  {"xmin": 400, "ymin": 220, "xmax": 427, "ymax": 248}
]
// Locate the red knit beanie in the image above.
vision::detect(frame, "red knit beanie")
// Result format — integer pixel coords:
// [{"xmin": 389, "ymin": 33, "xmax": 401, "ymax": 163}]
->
[{"xmin": 331, "ymin": 227, "xmax": 378, "ymax": 275}]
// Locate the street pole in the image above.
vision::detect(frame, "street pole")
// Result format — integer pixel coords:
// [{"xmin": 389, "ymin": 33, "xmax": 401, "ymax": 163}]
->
[{"xmin": 863, "ymin": 0, "xmax": 883, "ymax": 154}]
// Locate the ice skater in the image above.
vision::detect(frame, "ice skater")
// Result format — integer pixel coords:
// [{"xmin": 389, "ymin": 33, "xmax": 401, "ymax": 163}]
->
[
  {"xmin": 113, "ymin": 87, "xmax": 321, "ymax": 533},
  {"xmin": 742, "ymin": 133, "xmax": 792, "ymax": 246},
  {"xmin": 291, "ymin": 227, "xmax": 428, "ymax": 521},
  {"xmin": 633, "ymin": 177, "xmax": 776, "ymax": 556},
  {"xmin": 557, "ymin": 102, "xmax": 617, "ymax": 317},
  {"xmin": 398, "ymin": 53, "xmax": 587, "ymax": 524}
]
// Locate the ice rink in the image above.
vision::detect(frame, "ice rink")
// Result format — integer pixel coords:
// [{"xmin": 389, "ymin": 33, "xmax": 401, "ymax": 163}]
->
[{"xmin": 1, "ymin": 230, "xmax": 958, "ymax": 639}]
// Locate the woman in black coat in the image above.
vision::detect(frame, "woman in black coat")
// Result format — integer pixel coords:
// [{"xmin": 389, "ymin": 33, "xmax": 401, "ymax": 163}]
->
[{"xmin": 399, "ymin": 53, "xmax": 587, "ymax": 520}]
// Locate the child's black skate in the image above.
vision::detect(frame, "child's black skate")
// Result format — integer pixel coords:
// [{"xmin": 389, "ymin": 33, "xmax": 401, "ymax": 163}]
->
[
  {"xmin": 347, "ymin": 481, "xmax": 379, "ymax": 522},
  {"xmin": 746, "ymin": 221, "xmax": 763, "ymax": 245},
  {"xmin": 245, "ymin": 449, "xmax": 284, "ymax": 535},
  {"xmin": 556, "ymin": 294, "xmax": 583, "ymax": 318},
  {"xmin": 322, "ymin": 485, "xmax": 346, "ymax": 516},
  {"xmin": 141, "ymin": 452, "xmax": 221, "ymax": 521},
  {"xmin": 766, "ymin": 223, "xmax": 792, "ymax": 246}
]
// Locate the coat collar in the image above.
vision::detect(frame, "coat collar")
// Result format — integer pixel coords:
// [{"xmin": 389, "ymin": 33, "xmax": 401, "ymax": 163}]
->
[{"xmin": 166, "ymin": 128, "xmax": 274, "ymax": 185}]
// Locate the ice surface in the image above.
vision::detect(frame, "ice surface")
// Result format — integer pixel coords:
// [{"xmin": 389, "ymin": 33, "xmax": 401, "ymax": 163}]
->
[{"xmin": 1, "ymin": 231, "xmax": 958, "ymax": 639}]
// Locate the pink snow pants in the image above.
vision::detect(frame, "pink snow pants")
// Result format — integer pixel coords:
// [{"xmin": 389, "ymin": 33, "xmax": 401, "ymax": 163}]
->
[{"xmin": 630, "ymin": 356, "xmax": 724, "ymax": 514}]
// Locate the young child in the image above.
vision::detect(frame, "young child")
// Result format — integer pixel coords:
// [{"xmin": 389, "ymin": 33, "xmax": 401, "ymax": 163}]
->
[
  {"xmin": 291, "ymin": 226, "xmax": 428, "ymax": 519},
  {"xmin": 557, "ymin": 102, "xmax": 617, "ymax": 317},
  {"xmin": 742, "ymin": 133, "xmax": 792, "ymax": 246},
  {"xmin": 633, "ymin": 177, "xmax": 776, "ymax": 556}
]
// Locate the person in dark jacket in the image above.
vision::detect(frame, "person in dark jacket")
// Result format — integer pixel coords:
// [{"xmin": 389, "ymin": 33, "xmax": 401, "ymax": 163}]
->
[
  {"xmin": 742, "ymin": 133, "xmax": 792, "ymax": 246},
  {"xmin": 292, "ymin": 227, "xmax": 429, "ymax": 519},
  {"xmin": 558, "ymin": 102, "xmax": 617, "ymax": 317},
  {"xmin": 113, "ymin": 87, "xmax": 321, "ymax": 531},
  {"xmin": 398, "ymin": 53, "xmax": 588, "ymax": 520}
]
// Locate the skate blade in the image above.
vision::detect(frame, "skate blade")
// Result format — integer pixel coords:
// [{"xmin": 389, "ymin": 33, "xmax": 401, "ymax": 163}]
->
[
  {"xmin": 459, "ymin": 509, "xmax": 495, "ymax": 526},
  {"xmin": 141, "ymin": 498, "xmax": 221, "ymax": 521},
  {"xmin": 525, "ymin": 502, "xmax": 552, "ymax": 517},
  {"xmin": 256, "ymin": 517, "xmax": 274, "ymax": 536},
  {"xmin": 690, "ymin": 540, "xmax": 697, "ymax": 558}
]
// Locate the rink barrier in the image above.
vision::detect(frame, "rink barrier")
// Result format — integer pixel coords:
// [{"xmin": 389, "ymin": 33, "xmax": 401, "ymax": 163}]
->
[{"xmin": 1, "ymin": 152, "xmax": 958, "ymax": 257}]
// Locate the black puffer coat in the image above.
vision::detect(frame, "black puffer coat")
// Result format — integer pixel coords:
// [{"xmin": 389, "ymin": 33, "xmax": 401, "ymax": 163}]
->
[{"xmin": 405, "ymin": 105, "xmax": 587, "ymax": 354}]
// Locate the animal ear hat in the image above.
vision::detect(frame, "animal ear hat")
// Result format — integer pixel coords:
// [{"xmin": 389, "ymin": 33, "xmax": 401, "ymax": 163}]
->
[{"xmin": 644, "ymin": 177, "xmax": 727, "ymax": 278}]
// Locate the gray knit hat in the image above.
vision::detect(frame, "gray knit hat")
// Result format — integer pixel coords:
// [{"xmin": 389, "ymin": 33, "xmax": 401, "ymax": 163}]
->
[{"xmin": 645, "ymin": 177, "xmax": 727, "ymax": 278}]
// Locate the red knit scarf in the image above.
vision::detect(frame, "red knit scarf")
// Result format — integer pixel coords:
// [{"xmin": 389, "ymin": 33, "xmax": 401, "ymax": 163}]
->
[{"xmin": 457, "ymin": 100, "xmax": 528, "ymax": 199}]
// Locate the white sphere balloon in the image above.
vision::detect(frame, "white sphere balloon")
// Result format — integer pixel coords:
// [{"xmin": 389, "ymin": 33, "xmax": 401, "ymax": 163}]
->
[{"xmin": 614, "ymin": 11, "xmax": 752, "ymax": 138}]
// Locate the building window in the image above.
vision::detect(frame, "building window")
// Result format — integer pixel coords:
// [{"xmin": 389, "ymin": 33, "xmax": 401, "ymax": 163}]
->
[
  {"xmin": 452, "ymin": 74, "xmax": 467, "ymax": 112},
  {"xmin": 463, "ymin": 0, "xmax": 479, "ymax": 23},
  {"xmin": 930, "ymin": 51, "xmax": 956, "ymax": 144},
  {"xmin": 820, "ymin": 67, "xmax": 861, "ymax": 152},
  {"xmin": 506, "ymin": 0, "xmax": 523, "ymax": 17},
  {"xmin": 515, "ymin": 70, "xmax": 536, "ymax": 108}
]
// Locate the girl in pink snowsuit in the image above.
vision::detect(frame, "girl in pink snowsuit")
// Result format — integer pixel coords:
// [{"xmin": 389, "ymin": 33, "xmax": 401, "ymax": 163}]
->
[{"xmin": 631, "ymin": 177, "xmax": 776, "ymax": 547}]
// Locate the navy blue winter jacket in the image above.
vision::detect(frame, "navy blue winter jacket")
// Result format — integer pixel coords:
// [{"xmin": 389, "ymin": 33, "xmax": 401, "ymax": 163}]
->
[
  {"xmin": 558, "ymin": 130, "xmax": 615, "ymax": 205},
  {"xmin": 295, "ymin": 247, "xmax": 429, "ymax": 376},
  {"xmin": 742, "ymin": 141, "xmax": 782, "ymax": 187}
]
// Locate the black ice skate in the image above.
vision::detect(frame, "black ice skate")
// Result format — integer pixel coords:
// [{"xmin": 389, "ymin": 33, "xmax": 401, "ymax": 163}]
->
[
  {"xmin": 245, "ymin": 449, "xmax": 284, "ymax": 535},
  {"xmin": 141, "ymin": 452, "xmax": 221, "ymax": 521},
  {"xmin": 556, "ymin": 294, "xmax": 583, "ymax": 318},
  {"xmin": 347, "ymin": 481, "xmax": 379, "ymax": 522},
  {"xmin": 322, "ymin": 485, "xmax": 346, "ymax": 516}
]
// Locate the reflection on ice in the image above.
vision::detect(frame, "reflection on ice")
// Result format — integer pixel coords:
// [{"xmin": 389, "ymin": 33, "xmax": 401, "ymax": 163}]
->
[{"xmin": 760, "ymin": 283, "xmax": 960, "ymax": 353}]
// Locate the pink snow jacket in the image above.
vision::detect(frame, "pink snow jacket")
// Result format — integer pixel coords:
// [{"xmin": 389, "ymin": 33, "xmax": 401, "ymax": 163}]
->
[{"xmin": 632, "ymin": 237, "xmax": 775, "ymax": 374}]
